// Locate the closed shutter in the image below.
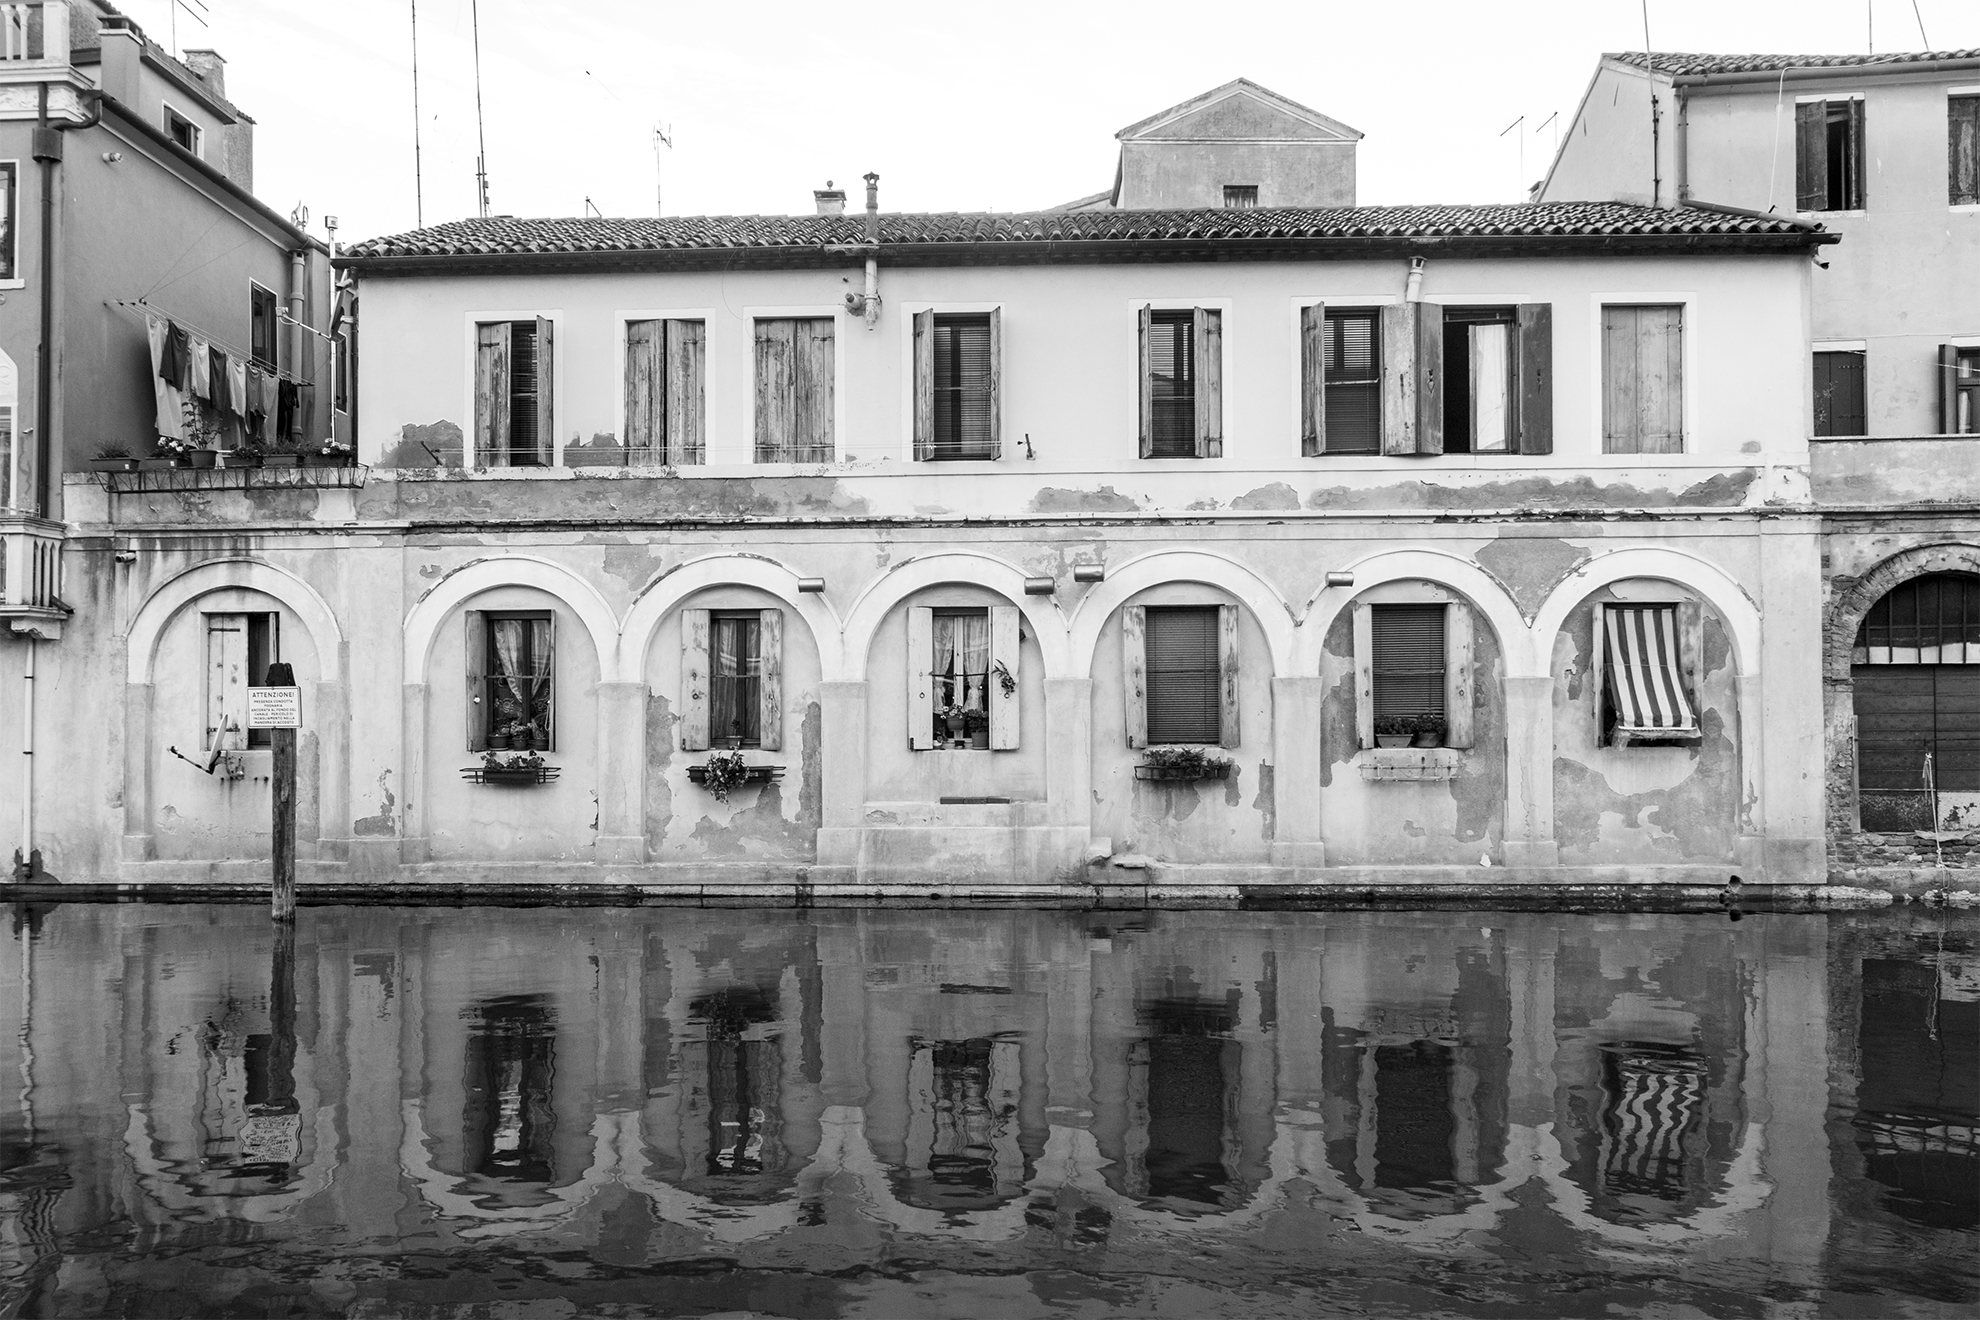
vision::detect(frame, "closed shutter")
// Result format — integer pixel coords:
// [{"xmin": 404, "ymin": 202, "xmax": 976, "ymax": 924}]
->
[
  {"xmin": 680, "ymin": 608, "xmax": 711, "ymax": 752},
  {"xmin": 796, "ymin": 318, "xmax": 835, "ymax": 463},
  {"xmin": 1371, "ymin": 604, "xmax": 1446, "ymax": 721},
  {"xmin": 667, "ymin": 319, "xmax": 707, "ymax": 465},
  {"xmin": 1300, "ymin": 302, "xmax": 1326, "ymax": 456},
  {"xmin": 908, "ymin": 606, "xmax": 935, "ymax": 751},
  {"xmin": 1814, "ymin": 350, "xmax": 1867, "ymax": 437},
  {"xmin": 1513, "ymin": 303, "xmax": 1553, "ymax": 454},
  {"xmin": 913, "ymin": 309, "xmax": 935, "ymax": 461},
  {"xmin": 757, "ymin": 608, "xmax": 783, "ymax": 752},
  {"xmin": 206, "ymin": 613, "xmax": 249, "ymax": 753},
  {"xmin": 464, "ymin": 610, "xmax": 488, "ymax": 751},
  {"xmin": 988, "ymin": 604, "xmax": 1019, "ymax": 750},
  {"xmin": 754, "ymin": 319, "xmax": 793, "ymax": 462},
  {"xmin": 1953, "ymin": 96, "xmax": 1980, "ymax": 207},
  {"xmin": 625, "ymin": 319, "xmax": 664, "ymax": 462},
  {"xmin": 1145, "ymin": 607, "xmax": 1221, "ymax": 745},
  {"xmin": 1137, "ymin": 305, "xmax": 1155, "ymax": 459},
  {"xmin": 534, "ymin": 316, "xmax": 556, "ymax": 465},
  {"xmin": 1123, "ymin": 605, "xmax": 1149, "ymax": 749},
  {"xmin": 1194, "ymin": 307, "xmax": 1223, "ymax": 458},
  {"xmin": 1602, "ymin": 305, "xmax": 1683, "ymax": 454},
  {"xmin": 1796, "ymin": 101, "xmax": 1827, "ymax": 211},
  {"xmin": 473, "ymin": 322, "xmax": 510, "ymax": 466}
]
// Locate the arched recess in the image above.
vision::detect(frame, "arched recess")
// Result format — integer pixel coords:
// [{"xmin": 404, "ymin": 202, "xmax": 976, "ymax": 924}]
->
[
  {"xmin": 1531, "ymin": 547, "xmax": 1761, "ymax": 680},
  {"xmin": 127, "ymin": 558, "xmax": 345, "ymax": 684},
  {"xmin": 403, "ymin": 555, "xmax": 621, "ymax": 684},
  {"xmin": 1300, "ymin": 549, "xmax": 1529, "ymax": 676},
  {"xmin": 1825, "ymin": 543, "xmax": 1980, "ymax": 682},
  {"xmin": 842, "ymin": 552, "xmax": 1070, "ymax": 680},
  {"xmin": 1068, "ymin": 548, "xmax": 1299, "ymax": 678},
  {"xmin": 621, "ymin": 553, "xmax": 846, "ymax": 681}
]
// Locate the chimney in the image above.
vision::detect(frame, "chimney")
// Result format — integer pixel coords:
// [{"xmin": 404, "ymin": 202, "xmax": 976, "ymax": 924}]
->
[
  {"xmin": 813, "ymin": 180, "xmax": 846, "ymax": 216},
  {"xmin": 863, "ymin": 172, "xmax": 879, "ymax": 243},
  {"xmin": 182, "ymin": 48, "xmax": 226, "ymax": 99}
]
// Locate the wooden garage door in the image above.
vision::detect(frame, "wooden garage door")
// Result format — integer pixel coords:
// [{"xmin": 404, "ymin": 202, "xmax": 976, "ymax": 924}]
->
[{"xmin": 1853, "ymin": 664, "xmax": 1980, "ymax": 791}]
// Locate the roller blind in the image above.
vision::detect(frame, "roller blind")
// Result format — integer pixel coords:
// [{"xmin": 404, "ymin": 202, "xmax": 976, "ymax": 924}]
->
[
  {"xmin": 1371, "ymin": 604, "xmax": 1446, "ymax": 720},
  {"xmin": 1145, "ymin": 606, "xmax": 1221, "ymax": 744}
]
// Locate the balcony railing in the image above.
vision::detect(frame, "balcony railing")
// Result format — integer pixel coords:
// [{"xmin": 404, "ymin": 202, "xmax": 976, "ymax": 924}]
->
[
  {"xmin": 0, "ymin": 3, "xmax": 69, "ymax": 66},
  {"xmin": 0, "ymin": 515, "xmax": 66, "ymax": 639}
]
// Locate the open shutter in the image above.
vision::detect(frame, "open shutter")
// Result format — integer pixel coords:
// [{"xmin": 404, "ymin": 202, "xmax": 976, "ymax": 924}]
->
[
  {"xmin": 667, "ymin": 319, "xmax": 706, "ymax": 465},
  {"xmin": 912, "ymin": 309, "xmax": 935, "ymax": 461},
  {"xmin": 1847, "ymin": 99, "xmax": 1866, "ymax": 208},
  {"xmin": 625, "ymin": 319, "xmax": 663, "ymax": 461},
  {"xmin": 1353, "ymin": 603, "xmax": 1374, "ymax": 749},
  {"xmin": 987, "ymin": 306, "xmax": 1003, "ymax": 460},
  {"xmin": 206, "ymin": 614, "xmax": 249, "ymax": 753},
  {"xmin": 1795, "ymin": 101, "xmax": 1827, "ymax": 211},
  {"xmin": 1123, "ymin": 604, "xmax": 1148, "ymax": 749},
  {"xmin": 464, "ymin": 610, "xmax": 488, "ymax": 751},
  {"xmin": 1942, "ymin": 344, "xmax": 1961, "ymax": 434},
  {"xmin": 1379, "ymin": 303, "xmax": 1420, "ymax": 455},
  {"xmin": 1443, "ymin": 603, "xmax": 1474, "ymax": 749},
  {"xmin": 1194, "ymin": 308, "xmax": 1223, "ymax": 458},
  {"xmin": 681, "ymin": 608, "xmax": 711, "ymax": 752},
  {"xmin": 1301, "ymin": 302, "xmax": 1326, "ymax": 456},
  {"xmin": 908, "ymin": 606, "xmax": 935, "ymax": 751},
  {"xmin": 1512, "ymin": 303, "xmax": 1553, "ymax": 454},
  {"xmin": 1415, "ymin": 304, "xmax": 1444, "ymax": 455},
  {"xmin": 534, "ymin": 316, "xmax": 556, "ymax": 465},
  {"xmin": 1677, "ymin": 598, "xmax": 1703, "ymax": 712},
  {"xmin": 473, "ymin": 322, "xmax": 509, "ymax": 466},
  {"xmin": 537, "ymin": 613, "xmax": 557, "ymax": 750},
  {"xmin": 1217, "ymin": 603, "xmax": 1240, "ymax": 749},
  {"xmin": 1137, "ymin": 305, "xmax": 1155, "ymax": 459},
  {"xmin": 1953, "ymin": 97, "xmax": 1980, "ymax": 206},
  {"xmin": 797, "ymin": 319, "xmax": 835, "ymax": 463},
  {"xmin": 757, "ymin": 608, "xmax": 784, "ymax": 752},
  {"xmin": 988, "ymin": 604, "xmax": 1020, "ymax": 750}
]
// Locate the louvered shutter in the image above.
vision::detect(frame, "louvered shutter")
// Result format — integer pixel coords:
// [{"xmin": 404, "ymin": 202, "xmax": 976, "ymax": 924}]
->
[
  {"xmin": 681, "ymin": 608, "xmax": 711, "ymax": 752},
  {"xmin": 667, "ymin": 319, "xmax": 706, "ymax": 465},
  {"xmin": 908, "ymin": 606, "xmax": 935, "ymax": 750},
  {"xmin": 473, "ymin": 322, "xmax": 509, "ymax": 466},
  {"xmin": 1145, "ymin": 607, "xmax": 1221, "ymax": 745},
  {"xmin": 1513, "ymin": 303, "xmax": 1553, "ymax": 454},
  {"xmin": 1300, "ymin": 302, "xmax": 1326, "ymax": 456},
  {"xmin": 797, "ymin": 318, "xmax": 835, "ymax": 463},
  {"xmin": 1194, "ymin": 308, "xmax": 1223, "ymax": 458},
  {"xmin": 625, "ymin": 319, "xmax": 664, "ymax": 462},
  {"xmin": 987, "ymin": 306, "xmax": 1004, "ymax": 460},
  {"xmin": 464, "ymin": 610, "xmax": 488, "ymax": 751},
  {"xmin": 1137, "ymin": 305, "xmax": 1155, "ymax": 459},
  {"xmin": 1123, "ymin": 605, "xmax": 1148, "ymax": 748},
  {"xmin": 913, "ymin": 309, "xmax": 935, "ymax": 460},
  {"xmin": 988, "ymin": 604, "xmax": 1019, "ymax": 750},
  {"xmin": 757, "ymin": 608, "xmax": 783, "ymax": 752},
  {"xmin": 206, "ymin": 614, "xmax": 249, "ymax": 753},
  {"xmin": 534, "ymin": 316, "xmax": 556, "ymax": 465},
  {"xmin": 1796, "ymin": 101, "xmax": 1827, "ymax": 211}
]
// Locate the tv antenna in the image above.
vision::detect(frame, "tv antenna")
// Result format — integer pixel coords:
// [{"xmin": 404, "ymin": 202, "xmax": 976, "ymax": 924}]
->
[
  {"xmin": 654, "ymin": 122, "xmax": 673, "ymax": 217},
  {"xmin": 168, "ymin": 0, "xmax": 208, "ymax": 58},
  {"xmin": 471, "ymin": 0, "xmax": 490, "ymax": 218},
  {"xmin": 1499, "ymin": 115, "xmax": 1525, "ymax": 190},
  {"xmin": 410, "ymin": 0, "xmax": 425, "ymax": 227}
]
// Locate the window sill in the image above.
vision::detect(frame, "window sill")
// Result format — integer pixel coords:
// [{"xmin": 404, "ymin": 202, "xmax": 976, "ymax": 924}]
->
[
  {"xmin": 1605, "ymin": 729, "xmax": 1702, "ymax": 749},
  {"xmin": 1358, "ymin": 747, "xmax": 1461, "ymax": 782}
]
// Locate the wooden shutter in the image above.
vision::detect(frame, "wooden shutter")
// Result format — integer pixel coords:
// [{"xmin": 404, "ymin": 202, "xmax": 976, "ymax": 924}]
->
[
  {"xmin": 1953, "ymin": 97, "xmax": 1980, "ymax": 206},
  {"xmin": 1415, "ymin": 304, "xmax": 1444, "ymax": 454},
  {"xmin": 757, "ymin": 608, "xmax": 783, "ymax": 752},
  {"xmin": 987, "ymin": 306, "xmax": 1003, "ymax": 461},
  {"xmin": 1217, "ymin": 603, "xmax": 1240, "ymax": 749},
  {"xmin": 1814, "ymin": 350, "xmax": 1867, "ymax": 437},
  {"xmin": 625, "ymin": 319, "xmax": 663, "ymax": 461},
  {"xmin": 1352, "ymin": 603, "xmax": 1374, "ymax": 749},
  {"xmin": 913, "ymin": 309, "xmax": 935, "ymax": 461},
  {"xmin": 1795, "ymin": 101, "xmax": 1827, "ymax": 211},
  {"xmin": 1443, "ymin": 603, "xmax": 1474, "ymax": 749},
  {"xmin": 681, "ymin": 608, "xmax": 711, "ymax": 752},
  {"xmin": 1512, "ymin": 303, "xmax": 1553, "ymax": 454},
  {"xmin": 907, "ymin": 606, "xmax": 935, "ymax": 751},
  {"xmin": 988, "ymin": 604, "xmax": 1020, "ymax": 750},
  {"xmin": 537, "ymin": 613, "xmax": 558, "ymax": 750},
  {"xmin": 754, "ymin": 319, "xmax": 792, "ymax": 462},
  {"xmin": 1379, "ymin": 303, "xmax": 1423, "ymax": 455},
  {"xmin": 1846, "ymin": 99, "xmax": 1866, "ymax": 208},
  {"xmin": 1122, "ymin": 605, "xmax": 1148, "ymax": 749},
  {"xmin": 797, "ymin": 318, "xmax": 835, "ymax": 463},
  {"xmin": 1942, "ymin": 344, "xmax": 1961, "ymax": 434},
  {"xmin": 1603, "ymin": 305, "xmax": 1683, "ymax": 454},
  {"xmin": 206, "ymin": 614, "xmax": 249, "ymax": 753},
  {"xmin": 1137, "ymin": 305, "xmax": 1155, "ymax": 459},
  {"xmin": 534, "ymin": 316, "xmax": 556, "ymax": 465},
  {"xmin": 1194, "ymin": 308, "xmax": 1223, "ymax": 458},
  {"xmin": 464, "ymin": 610, "xmax": 488, "ymax": 751},
  {"xmin": 473, "ymin": 322, "xmax": 509, "ymax": 466},
  {"xmin": 1300, "ymin": 302, "xmax": 1326, "ymax": 456},
  {"xmin": 667, "ymin": 319, "xmax": 705, "ymax": 465}
]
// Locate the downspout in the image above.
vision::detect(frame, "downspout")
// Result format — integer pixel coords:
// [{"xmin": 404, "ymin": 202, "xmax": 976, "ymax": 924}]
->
[
  {"xmin": 1675, "ymin": 85, "xmax": 1691, "ymax": 203},
  {"xmin": 862, "ymin": 172, "xmax": 879, "ymax": 329},
  {"xmin": 1649, "ymin": 82, "xmax": 1663, "ymax": 207},
  {"xmin": 16, "ymin": 640, "xmax": 33, "ymax": 881},
  {"xmin": 287, "ymin": 248, "xmax": 306, "ymax": 437},
  {"xmin": 30, "ymin": 83, "xmax": 103, "ymax": 517}
]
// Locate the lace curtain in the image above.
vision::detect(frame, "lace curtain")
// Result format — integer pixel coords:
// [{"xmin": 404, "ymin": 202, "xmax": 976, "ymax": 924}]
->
[{"xmin": 933, "ymin": 613, "xmax": 990, "ymax": 713}]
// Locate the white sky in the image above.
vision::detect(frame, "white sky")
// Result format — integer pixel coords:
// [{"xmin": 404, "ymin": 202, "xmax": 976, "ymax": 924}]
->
[{"xmin": 117, "ymin": 0, "xmax": 1980, "ymax": 244}]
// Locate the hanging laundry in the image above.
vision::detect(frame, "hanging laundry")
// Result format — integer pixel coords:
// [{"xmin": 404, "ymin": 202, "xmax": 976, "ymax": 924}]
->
[
  {"xmin": 207, "ymin": 347, "xmax": 230, "ymax": 414},
  {"xmin": 186, "ymin": 335, "xmax": 212, "ymax": 401},
  {"xmin": 277, "ymin": 379, "xmax": 299, "ymax": 438},
  {"xmin": 146, "ymin": 317, "xmax": 186, "ymax": 442},
  {"xmin": 227, "ymin": 356, "xmax": 247, "ymax": 421},
  {"xmin": 160, "ymin": 322, "xmax": 189, "ymax": 390},
  {"xmin": 245, "ymin": 366, "xmax": 271, "ymax": 443}
]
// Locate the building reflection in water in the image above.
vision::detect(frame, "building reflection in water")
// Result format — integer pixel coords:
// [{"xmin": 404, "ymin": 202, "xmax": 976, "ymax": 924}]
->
[{"xmin": 0, "ymin": 905, "xmax": 1972, "ymax": 1314}]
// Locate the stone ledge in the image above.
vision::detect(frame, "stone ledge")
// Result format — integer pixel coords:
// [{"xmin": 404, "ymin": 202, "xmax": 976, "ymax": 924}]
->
[{"xmin": 1358, "ymin": 748, "xmax": 1461, "ymax": 781}]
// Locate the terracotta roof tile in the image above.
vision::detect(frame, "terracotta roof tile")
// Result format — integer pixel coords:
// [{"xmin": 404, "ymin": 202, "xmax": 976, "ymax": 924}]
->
[{"xmin": 1613, "ymin": 49, "xmax": 1980, "ymax": 77}]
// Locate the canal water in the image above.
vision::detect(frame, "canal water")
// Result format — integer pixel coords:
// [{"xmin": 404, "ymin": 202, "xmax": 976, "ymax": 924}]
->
[{"xmin": 0, "ymin": 905, "xmax": 1973, "ymax": 1318}]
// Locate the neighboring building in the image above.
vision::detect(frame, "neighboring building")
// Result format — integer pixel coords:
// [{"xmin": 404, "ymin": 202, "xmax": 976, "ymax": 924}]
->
[
  {"xmin": 1053, "ymin": 78, "xmax": 1361, "ymax": 212},
  {"xmin": 0, "ymin": 0, "xmax": 341, "ymax": 876},
  {"xmin": 13, "ymin": 182, "xmax": 1840, "ymax": 890},
  {"xmin": 1535, "ymin": 49, "xmax": 1980, "ymax": 867}
]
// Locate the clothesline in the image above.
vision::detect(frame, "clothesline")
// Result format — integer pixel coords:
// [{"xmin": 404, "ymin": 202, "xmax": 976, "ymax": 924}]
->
[{"xmin": 106, "ymin": 299, "xmax": 309, "ymax": 385}]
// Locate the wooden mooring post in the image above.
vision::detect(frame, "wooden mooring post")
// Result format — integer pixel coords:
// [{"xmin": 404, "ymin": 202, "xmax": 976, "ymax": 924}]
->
[{"xmin": 264, "ymin": 662, "xmax": 298, "ymax": 922}]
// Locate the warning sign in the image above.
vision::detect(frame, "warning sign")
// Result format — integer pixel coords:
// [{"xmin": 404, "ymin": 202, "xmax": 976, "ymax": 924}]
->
[{"xmin": 247, "ymin": 686, "xmax": 302, "ymax": 729}]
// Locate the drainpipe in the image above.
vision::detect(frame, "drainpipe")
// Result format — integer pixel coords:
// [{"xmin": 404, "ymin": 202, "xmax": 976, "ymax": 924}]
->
[
  {"xmin": 30, "ymin": 83, "xmax": 103, "ymax": 517},
  {"xmin": 16, "ymin": 640, "xmax": 34, "ymax": 881},
  {"xmin": 287, "ymin": 248, "xmax": 306, "ymax": 436},
  {"xmin": 1675, "ymin": 85, "xmax": 1691, "ymax": 203},
  {"xmin": 1649, "ymin": 84, "xmax": 1664, "ymax": 207},
  {"xmin": 1404, "ymin": 256, "xmax": 1426, "ymax": 302},
  {"xmin": 861, "ymin": 172, "xmax": 879, "ymax": 329}
]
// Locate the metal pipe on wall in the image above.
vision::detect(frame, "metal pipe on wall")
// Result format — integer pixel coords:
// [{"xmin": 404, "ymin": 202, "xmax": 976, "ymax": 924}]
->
[{"xmin": 19, "ymin": 639, "xmax": 34, "ymax": 873}]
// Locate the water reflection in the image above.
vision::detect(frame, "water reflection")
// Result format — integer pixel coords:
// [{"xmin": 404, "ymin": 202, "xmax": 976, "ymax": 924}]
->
[{"xmin": 0, "ymin": 904, "xmax": 1972, "ymax": 1317}]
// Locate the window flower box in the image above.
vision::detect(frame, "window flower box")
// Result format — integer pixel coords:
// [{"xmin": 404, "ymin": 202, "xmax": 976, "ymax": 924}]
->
[
  {"xmin": 686, "ymin": 764, "xmax": 784, "ymax": 788},
  {"xmin": 461, "ymin": 764, "xmax": 561, "ymax": 786},
  {"xmin": 1134, "ymin": 747, "xmax": 1234, "ymax": 782}
]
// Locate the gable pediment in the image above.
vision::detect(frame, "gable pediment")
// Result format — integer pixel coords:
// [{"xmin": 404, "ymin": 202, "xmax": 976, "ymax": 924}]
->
[{"xmin": 1118, "ymin": 79, "xmax": 1362, "ymax": 143}]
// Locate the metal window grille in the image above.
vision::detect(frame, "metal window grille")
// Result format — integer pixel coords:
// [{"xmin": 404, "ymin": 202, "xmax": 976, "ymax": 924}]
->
[{"xmin": 1222, "ymin": 185, "xmax": 1259, "ymax": 209}]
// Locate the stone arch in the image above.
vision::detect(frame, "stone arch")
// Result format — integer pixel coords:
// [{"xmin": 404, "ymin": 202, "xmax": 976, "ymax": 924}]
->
[
  {"xmin": 1824, "ymin": 542, "xmax": 1980, "ymax": 682},
  {"xmin": 1067, "ymin": 548, "xmax": 1299, "ymax": 678},
  {"xmin": 621, "ymin": 553, "xmax": 846, "ymax": 681},
  {"xmin": 1300, "ymin": 549, "xmax": 1530, "ymax": 676},
  {"xmin": 1531, "ymin": 546, "xmax": 1762, "ymax": 680},
  {"xmin": 127, "ymin": 557, "xmax": 345, "ymax": 684},
  {"xmin": 403, "ymin": 555, "xmax": 621, "ymax": 683},
  {"xmin": 842, "ymin": 552, "xmax": 1071, "ymax": 680}
]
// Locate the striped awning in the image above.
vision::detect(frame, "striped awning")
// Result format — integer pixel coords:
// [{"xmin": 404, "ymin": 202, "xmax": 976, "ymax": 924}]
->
[{"xmin": 1604, "ymin": 606, "xmax": 1697, "ymax": 733}]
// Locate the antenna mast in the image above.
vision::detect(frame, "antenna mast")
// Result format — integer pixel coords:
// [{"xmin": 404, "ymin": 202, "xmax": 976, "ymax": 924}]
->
[
  {"xmin": 471, "ymin": 0, "xmax": 490, "ymax": 218},
  {"xmin": 654, "ymin": 123, "xmax": 673, "ymax": 217},
  {"xmin": 410, "ymin": 0, "xmax": 424, "ymax": 227}
]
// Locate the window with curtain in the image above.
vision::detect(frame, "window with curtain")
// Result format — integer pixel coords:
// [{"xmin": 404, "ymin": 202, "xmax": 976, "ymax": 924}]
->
[
  {"xmin": 485, "ymin": 612, "xmax": 555, "ymax": 748},
  {"xmin": 710, "ymin": 612, "xmax": 762, "ymax": 747},
  {"xmin": 1146, "ymin": 606, "xmax": 1221, "ymax": 745},
  {"xmin": 1146, "ymin": 310, "xmax": 1197, "ymax": 457},
  {"xmin": 932, "ymin": 314, "xmax": 995, "ymax": 459},
  {"xmin": 1324, "ymin": 309, "xmax": 1381, "ymax": 454},
  {"xmin": 1441, "ymin": 308, "xmax": 1514, "ymax": 454},
  {"xmin": 932, "ymin": 609, "xmax": 990, "ymax": 746},
  {"xmin": 1371, "ymin": 604, "xmax": 1446, "ymax": 721}
]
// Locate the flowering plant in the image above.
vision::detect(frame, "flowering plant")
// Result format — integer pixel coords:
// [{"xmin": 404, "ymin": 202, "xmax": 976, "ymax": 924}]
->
[
  {"xmin": 701, "ymin": 750, "xmax": 750, "ymax": 803},
  {"xmin": 318, "ymin": 436, "xmax": 354, "ymax": 457}
]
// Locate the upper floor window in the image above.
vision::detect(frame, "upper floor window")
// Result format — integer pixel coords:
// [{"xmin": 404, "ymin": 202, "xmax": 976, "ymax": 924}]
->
[
  {"xmin": 1941, "ymin": 346, "xmax": 1980, "ymax": 435},
  {"xmin": 1952, "ymin": 96, "xmax": 1980, "ymax": 206},
  {"xmin": 625, "ymin": 318, "xmax": 706, "ymax": 465},
  {"xmin": 1601, "ymin": 304, "xmax": 1684, "ymax": 454},
  {"xmin": 1814, "ymin": 348, "xmax": 1867, "ymax": 437},
  {"xmin": 754, "ymin": 317, "xmax": 834, "ymax": 462},
  {"xmin": 163, "ymin": 105, "xmax": 201, "ymax": 157},
  {"xmin": 913, "ymin": 310, "xmax": 1000, "ymax": 460},
  {"xmin": 473, "ymin": 318, "xmax": 556, "ymax": 467},
  {"xmin": 1138, "ymin": 306, "xmax": 1223, "ymax": 459},
  {"xmin": 1311, "ymin": 307, "xmax": 1382, "ymax": 455},
  {"xmin": 249, "ymin": 283, "xmax": 279, "ymax": 369},
  {"xmin": 1222, "ymin": 184, "xmax": 1259, "ymax": 209},
  {"xmin": 1797, "ymin": 97, "xmax": 1864, "ymax": 212},
  {"xmin": 0, "ymin": 161, "xmax": 16, "ymax": 282}
]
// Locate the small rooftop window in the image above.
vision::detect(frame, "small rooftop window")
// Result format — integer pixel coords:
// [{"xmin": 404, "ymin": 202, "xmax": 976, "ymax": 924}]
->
[
  {"xmin": 163, "ymin": 106, "xmax": 201, "ymax": 157},
  {"xmin": 1222, "ymin": 184, "xmax": 1258, "ymax": 209}
]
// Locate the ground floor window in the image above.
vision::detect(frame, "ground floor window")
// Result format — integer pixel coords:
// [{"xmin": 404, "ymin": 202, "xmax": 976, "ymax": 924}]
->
[
  {"xmin": 1852, "ymin": 571, "xmax": 1980, "ymax": 829},
  {"xmin": 1371, "ymin": 603, "xmax": 1446, "ymax": 723},
  {"xmin": 468, "ymin": 610, "xmax": 555, "ymax": 752},
  {"xmin": 205, "ymin": 612, "xmax": 280, "ymax": 752},
  {"xmin": 932, "ymin": 609, "xmax": 990, "ymax": 747},
  {"xmin": 1145, "ymin": 606, "xmax": 1222, "ymax": 745},
  {"xmin": 710, "ymin": 612, "xmax": 763, "ymax": 748}
]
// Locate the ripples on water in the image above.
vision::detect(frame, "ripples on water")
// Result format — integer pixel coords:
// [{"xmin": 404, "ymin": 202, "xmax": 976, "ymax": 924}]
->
[{"xmin": 0, "ymin": 905, "xmax": 1972, "ymax": 1318}]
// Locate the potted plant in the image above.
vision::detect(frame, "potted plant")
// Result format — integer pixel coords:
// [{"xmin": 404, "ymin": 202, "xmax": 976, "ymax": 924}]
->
[
  {"xmin": 1373, "ymin": 715, "xmax": 1414, "ymax": 749},
  {"xmin": 186, "ymin": 445, "xmax": 219, "ymax": 469},
  {"xmin": 262, "ymin": 446, "xmax": 303, "ymax": 468},
  {"xmin": 309, "ymin": 437, "xmax": 355, "ymax": 466},
  {"xmin": 486, "ymin": 725, "xmax": 511, "ymax": 750},
  {"xmin": 1136, "ymin": 745, "xmax": 1235, "ymax": 781},
  {"xmin": 1410, "ymin": 714, "xmax": 1447, "ymax": 749},
  {"xmin": 228, "ymin": 437, "xmax": 265, "ymax": 469},
  {"xmin": 701, "ymin": 749, "xmax": 750, "ymax": 804},
  {"xmin": 141, "ymin": 437, "xmax": 192, "ymax": 470},
  {"xmin": 472, "ymin": 748, "xmax": 557, "ymax": 786},
  {"xmin": 965, "ymin": 708, "xmax": 990, "ymax": 750},
  {"xmin": 526, "ymin": 720, "xmax": 550, "ymax": 752},
  {"xmin": 940, "ymin": 702, "xmax": 971, "ymax": 747},
  {"xmin": 88, "ymin": 445, "xmax": 138, "ymax": 473}
]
